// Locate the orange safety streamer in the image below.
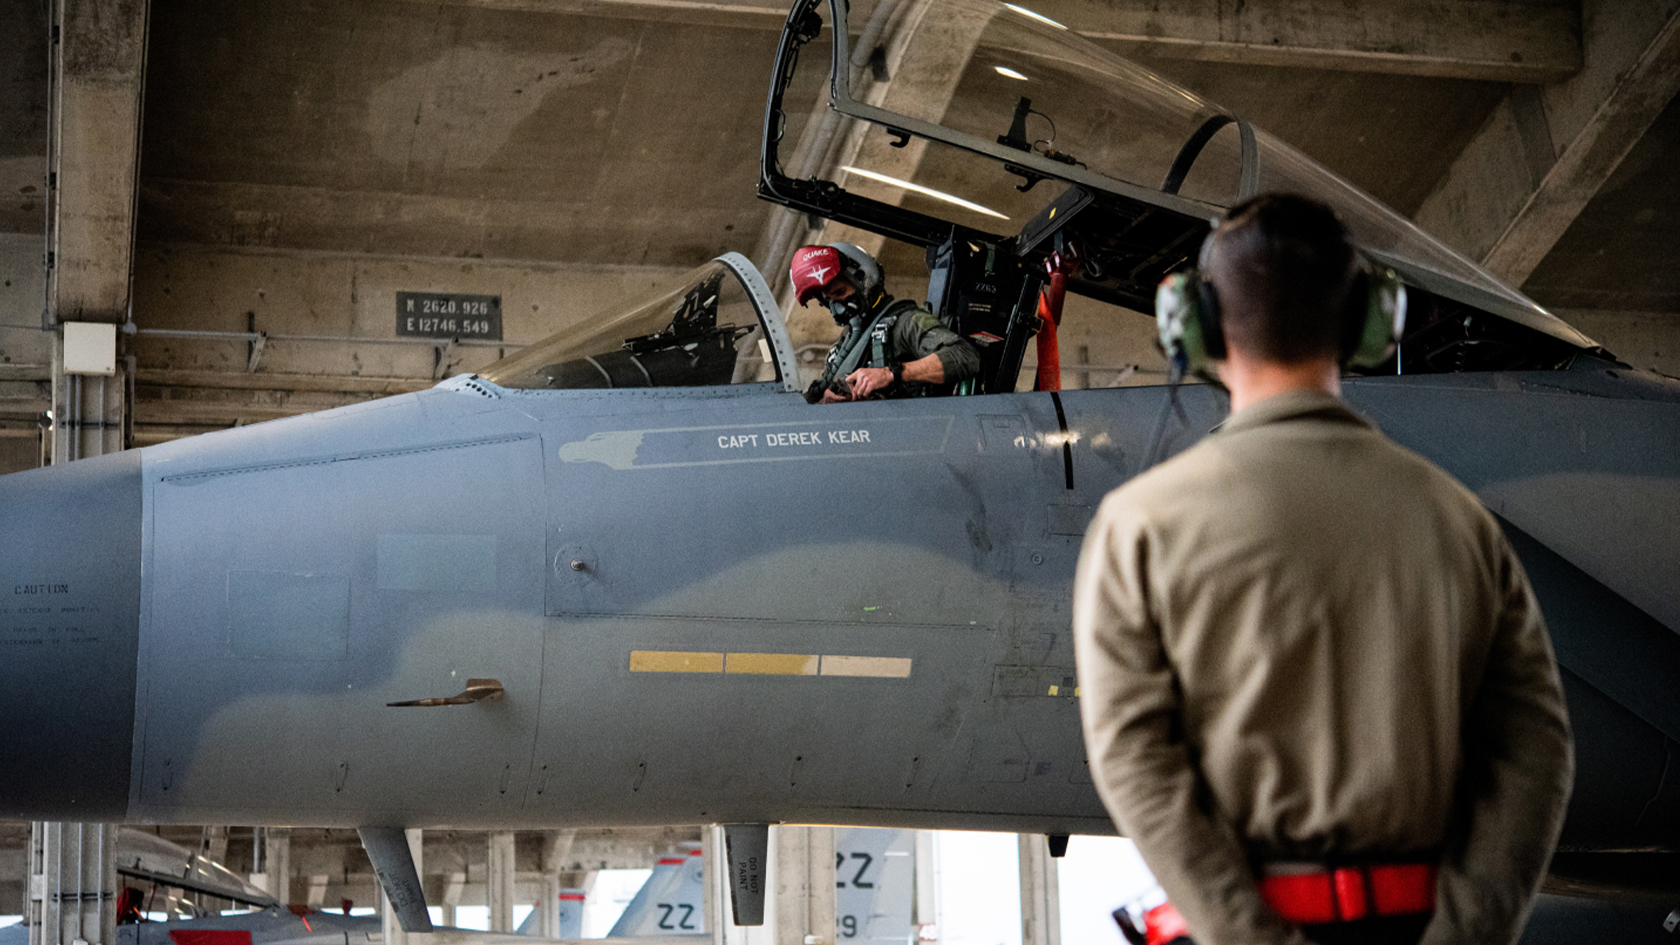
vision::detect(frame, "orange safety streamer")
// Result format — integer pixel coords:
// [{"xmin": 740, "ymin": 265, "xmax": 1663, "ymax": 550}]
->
[{"xmin": 1033, "ymin": 248, "xmax": 1078, "ymax": 392}]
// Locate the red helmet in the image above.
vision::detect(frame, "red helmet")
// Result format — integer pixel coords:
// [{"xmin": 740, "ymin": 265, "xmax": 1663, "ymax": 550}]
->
[
  {"xmin": 790, "ymin": 245, "xmax": 845, "ymax": 305},
  {"xmin": 790, "ymin": 242, "xmax": 883, "ymax": 306}
]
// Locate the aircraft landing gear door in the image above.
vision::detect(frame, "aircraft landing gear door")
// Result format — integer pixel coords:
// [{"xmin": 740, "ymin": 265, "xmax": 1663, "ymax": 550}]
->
[{"xmin": 140, "ymin": 430, "xmax": 547, "ymax": 823}]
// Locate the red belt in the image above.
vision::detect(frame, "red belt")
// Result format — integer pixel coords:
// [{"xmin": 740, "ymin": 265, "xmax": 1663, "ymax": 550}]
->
[
  {"xmin": 1258, "ymin": 863, "xmax": 1436, "ymax": 925},
  {"xmin": 1133, "ymin": 863, "xmax": 1435, "ymax": 945}
]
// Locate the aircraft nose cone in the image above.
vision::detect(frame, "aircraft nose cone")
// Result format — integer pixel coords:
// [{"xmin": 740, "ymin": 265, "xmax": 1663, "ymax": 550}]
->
[{"xmin": 0, "ymin": 450, "xmax": 143, "ymax": 820}]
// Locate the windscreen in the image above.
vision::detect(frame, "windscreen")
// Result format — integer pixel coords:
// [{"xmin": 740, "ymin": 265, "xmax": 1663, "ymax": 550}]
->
[
  {"xmin": 799, "ymin": 0, "xmax": 1589, "ymax": 346},
  {"xmin": 479, "ymin": 261, "xmax": 778, "ymax": 390}
]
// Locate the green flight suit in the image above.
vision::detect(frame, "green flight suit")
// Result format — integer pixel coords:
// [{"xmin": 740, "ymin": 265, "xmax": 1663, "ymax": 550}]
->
[{"xmin": 817, "ymin": 298, "xmax": 979, "ymax": 398}]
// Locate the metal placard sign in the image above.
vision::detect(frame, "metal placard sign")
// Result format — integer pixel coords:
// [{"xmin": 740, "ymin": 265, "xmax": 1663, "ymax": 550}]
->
[{"xmin": 396, "ymin": 292, "xmax": 503, "ymax": 340}]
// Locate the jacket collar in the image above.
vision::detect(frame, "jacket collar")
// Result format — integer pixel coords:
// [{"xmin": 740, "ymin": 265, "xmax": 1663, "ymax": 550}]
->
[{"xmin": 1218, "ymin": 388, "xmax": 1371, "ymax": 437}]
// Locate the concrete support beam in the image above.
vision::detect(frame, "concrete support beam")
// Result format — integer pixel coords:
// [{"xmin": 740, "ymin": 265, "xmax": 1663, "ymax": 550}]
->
[
  {"xmin": 262, "ymin": 828, "xmax": 291, "ymax": 908},
  {"xmin": 486, "ymin": 831, "xmax": 516, "ymax": 933},
  {"xmin": 1415, "ymin": 2, "xmax": 1680, "ymax": 288},
  {"xmin": 29, "ymin": 823, "xmax": 118, "ymax": 945},
  {"xmin": 199, "ymin": 826, "xmax": 229, "ymax": 916},
  {"xmin": 772, "ymin": 826, "xmax": 836, "ymax": 945},
  {"xmin": 47, "ymin": 0, "xmax": 147, "ymax": 462},
  {"xmin": 134, "ymin": 369, "xmax": 434, "ymax": 396},
  {"xmin": 131, "ymin": 389, "xmax": 373, "ymax": 427},
  {"xmin": 440, "ymin": 871, "xmax": 465, "ymax": 927},
  {"xmin": 47, "ymin": 0, "xmax": 148, "ymax": 325},
  {"xmin": 306, "ymin": 874, "xmax": 329, "ymax": 909},
  {"xmin": 407, "ymin": 0, "xmax": 1579, "ymax": 81},
  {"xmin": 913, "ymin": 831, "xmax": 937, "ymax": 938},
  {"xmin": 703, "ymin": 826, "xmax": 722, "ymax": 945},
  {"xmin": 537, "ymin": 831, "xmax": 575, "ymax": 938},
  {"xmin": 1018, "ymin": 835, "xmax": 1060, "ymax": 945},
  {"xmin": 1076, "ymin": 0, "xmax": 1580, "ymax": 82}
]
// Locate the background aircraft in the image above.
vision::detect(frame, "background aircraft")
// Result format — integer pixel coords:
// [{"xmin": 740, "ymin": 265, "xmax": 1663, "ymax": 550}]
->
[
  {"xmin": 112, "ymin": 828, "xmax": 279, "ymax": 914},
  {"xmin": 605, "ymin": 847, "xmax": 704, "ymax": 937},
  {"xmin": 516, "ymin": 891, "xmax": 584, "ymax": 940},
  {"xmin": 0, "ymin": 0, "xmax": 1674, "ymax": 932}
]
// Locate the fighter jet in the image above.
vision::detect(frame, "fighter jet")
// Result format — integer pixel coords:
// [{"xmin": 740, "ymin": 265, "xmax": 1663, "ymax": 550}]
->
[
  {"xmin": 604, "ymin": 847, "xmax": 704, "ymax": 937},
  {"xmin": 1, "ymin": 0, "xmax": 1675, "ymax": 931},
  {"xmin": 112, "ymin": 828, "xmax": 278, "ymax": 913},
  {"xmin": 516, "ymin": 890, "xmax": 584, "ymax": 940}
]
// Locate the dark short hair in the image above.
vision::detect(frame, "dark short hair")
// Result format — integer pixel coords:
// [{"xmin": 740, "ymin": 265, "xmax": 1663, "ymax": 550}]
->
[{"xmin": 1203, "ymin": 193, "xmax": 1358, "ymax": 364}]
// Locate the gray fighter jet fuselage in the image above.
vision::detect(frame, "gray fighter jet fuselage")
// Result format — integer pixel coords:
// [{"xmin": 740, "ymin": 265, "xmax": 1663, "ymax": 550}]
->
[
  {"xmin": 2, "ymin": 0, "xmax": 1678, "ymax": 910},
  {"xmin": 4, "ymin": 346, "xmax": 1677, "ymax": 858}
]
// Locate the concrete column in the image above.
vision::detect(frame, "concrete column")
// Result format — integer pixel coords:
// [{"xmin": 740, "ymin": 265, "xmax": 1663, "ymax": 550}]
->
[
  {"xmin": 1018, "ymin": 835, "xmax": 1060, "ymax": 945},
  {"xmin": 486, "ymin": 831, "xmax": 516, "ymax": 933},
  {"xmin": 380, "ymin": 830, "xmax": 423, "ymax": 945},
  {"xmin": 703, "ymin": 826, "xmax": 723, "ymax": 945},
  {"xmin": 264, "ymin": 829, "xmax": 291, "ymax": 908},
  {"xmin": 913, "ymin": 831, "xmax": 938, "ymax": 941},
  {"xmin": 772, "ymin": 826, "xmax": 836, "ymax": 945},
  {"xmin": 194, "ymin": 826, "xmax": 230, "ymax": 916},
  {"xmin": 251, "ymin": 827, "xmax": 265, "ymax": 899},
  {"xmin": 440, "ymin": 872, "xmax": 464, "ymax": 927},
  {"xmin": 28, "ymin": 822, "xmax": 118, "ymax": 945},
  {"xmin": 46, "ymin": 0, "xmax": 147, "ymax": 464},
  {"xmin": 201, "ymin": 827, "xmax": 228, "ymax": 865},
  {"xmin": 538, "ymin": 831, "xmax": 575, "ymax": 939}
]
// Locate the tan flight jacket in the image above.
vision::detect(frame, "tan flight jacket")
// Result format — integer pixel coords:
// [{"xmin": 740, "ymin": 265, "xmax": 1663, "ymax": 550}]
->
[{"xmin": 1073, "ymin": 390, "xmax": 1573, "ymax": 945}]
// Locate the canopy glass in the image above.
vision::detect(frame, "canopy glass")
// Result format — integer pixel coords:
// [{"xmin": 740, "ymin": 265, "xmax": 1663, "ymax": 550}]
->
[{"xmin": 768, "ymin": 0, "xmax": 1591, "ymax": 348}]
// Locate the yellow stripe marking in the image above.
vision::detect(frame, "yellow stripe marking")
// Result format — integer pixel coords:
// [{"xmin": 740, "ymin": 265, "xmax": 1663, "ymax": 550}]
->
[
  {"xmin": 628, "ymin": 650, "xmax": 912, "ymax": 678},
  {"xmin": 629, "ymin": 650, "xmax": 724, "ymax": 673},
  {"xmin": 726, "ymin": 652, "xmax": 819, "ymax": 675},
  {"xmin": 820, "ymin": 655, "xmax": 913, "ymax": 678}
]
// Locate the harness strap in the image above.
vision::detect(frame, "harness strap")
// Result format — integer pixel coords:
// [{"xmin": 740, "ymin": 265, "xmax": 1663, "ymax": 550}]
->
[
  {"xmin": 824, "ymin": 301, "xmax": 915, "ymax": 386},
  {"xmin": 870, "ymin": 317, "xmax": 890, "ymax": 369},
  {"xmin": 823, "ymin": 316, "xmax": 878, "ymax": 387}
]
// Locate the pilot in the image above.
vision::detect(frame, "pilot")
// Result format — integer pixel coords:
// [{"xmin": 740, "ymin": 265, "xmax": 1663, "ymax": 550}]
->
[
  {"xmin": 790, "ymin": 242, "xmax": 979, "ymax": 403},
  {"xmin": 1071, "ymin": 194, "xmax": 1573, "ymax": 945}
]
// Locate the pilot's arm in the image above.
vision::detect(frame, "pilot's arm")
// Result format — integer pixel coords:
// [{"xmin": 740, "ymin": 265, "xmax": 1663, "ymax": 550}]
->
[
  {"xmin": 845, "ymin": 352, "xmax": 953, "ymax": 399},
  {"xmin": 845, "ymin": 310, "xmax": 979, "ymax": 398}
]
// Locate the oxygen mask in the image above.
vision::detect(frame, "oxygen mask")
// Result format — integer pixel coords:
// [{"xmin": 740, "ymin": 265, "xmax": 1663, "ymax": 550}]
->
[{"xmin": 828, "ymin": 297, "xmax": 863, "ymax": 324}]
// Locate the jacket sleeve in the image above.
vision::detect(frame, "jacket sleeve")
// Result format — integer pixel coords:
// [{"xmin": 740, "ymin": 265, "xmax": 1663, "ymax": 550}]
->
[
  {"xmin": 895, "ymin": 309, "xmax": 980, "ymax": 382},
  {"xmin": 1423, "ymin": 534, "xmax": 1574, "ymax": 945},
  {"xmin": 1073, "ymin": 497, "xmax": 1306, "ymax": 945}
]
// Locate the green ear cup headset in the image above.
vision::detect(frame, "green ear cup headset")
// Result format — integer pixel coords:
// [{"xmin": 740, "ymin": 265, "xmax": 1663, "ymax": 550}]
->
[{"xmin": 1155, "ymin": 230, "xmax": 1407, "ymax": 379}]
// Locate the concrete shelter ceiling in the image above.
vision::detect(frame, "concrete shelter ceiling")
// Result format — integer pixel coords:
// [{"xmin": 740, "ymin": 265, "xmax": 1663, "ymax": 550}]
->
[
  {"xmin": 136, "ymin": 0, "xmax": 811, "ymax": 267},
  {"xmin": 3, "ymin": 0, "xmax": 1679, "ymax": 323},
  {"xmin": 1524, "ymin": 89, "xmax": 1680, "ymax": 311},
  {"xmin": 0, "ymin": 0, "xmax": 48, "ymax": 234}
]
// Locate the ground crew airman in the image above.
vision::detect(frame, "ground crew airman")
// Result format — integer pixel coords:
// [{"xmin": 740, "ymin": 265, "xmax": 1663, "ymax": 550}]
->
[
  {"xmin": 1072, "ymin": 193, "xmax": 1574, "ymax": 945},
  {"xmin": 789, "ymin": 243, "xmax": 978, "ymax": 403}
]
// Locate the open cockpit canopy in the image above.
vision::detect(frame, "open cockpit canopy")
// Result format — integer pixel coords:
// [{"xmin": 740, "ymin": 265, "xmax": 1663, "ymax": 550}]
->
[
  {"xmin": 760, "ymin": 0, "xmax": 1598, "ymax": 371},
  {"xmin": 478, "ymin": 254, "xmax": 798, "ymax": 391}
]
